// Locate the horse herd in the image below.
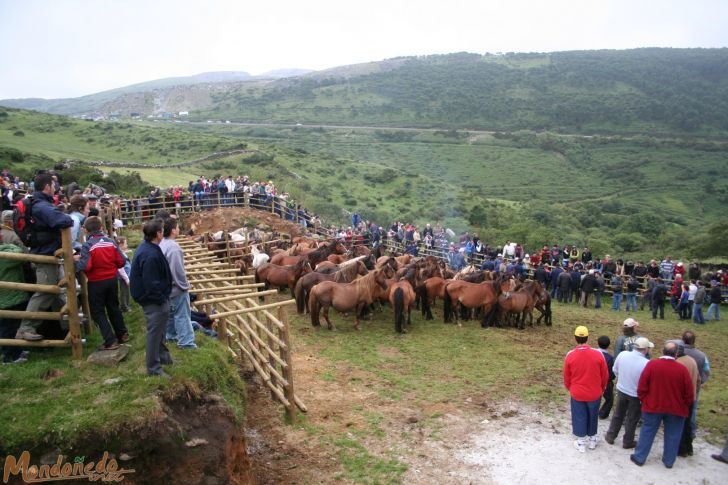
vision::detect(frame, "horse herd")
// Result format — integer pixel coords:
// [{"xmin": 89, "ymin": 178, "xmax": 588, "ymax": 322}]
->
[{"xmin": 215, "ymin": 236, "xmax": 552, "ymax": 334}]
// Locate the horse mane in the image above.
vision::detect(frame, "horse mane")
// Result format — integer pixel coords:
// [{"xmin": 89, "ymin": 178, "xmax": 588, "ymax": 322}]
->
[
  {"xmin": 354, "ymin": 270, "xmax": 380, "ymax": 302},
  {"xmin": 334, "ymin": 261, "xmax": 366, "ymax": 283}
]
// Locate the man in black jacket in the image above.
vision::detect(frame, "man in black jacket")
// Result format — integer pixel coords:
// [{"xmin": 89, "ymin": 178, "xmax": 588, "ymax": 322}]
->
[
  {"xmin": 581, "ymin": 270, "xmax": 597, "ymax": 308},
  {"xmin": 130, "ymin": 219, "xmax": 174, "ymax": 378},
  {"xmin": 15, "ymin": 173, "xmax": 73, "ymax": 341},
  {"xmin": 651, "ymin": 278, "xmax": 668, "ymax": 320}
]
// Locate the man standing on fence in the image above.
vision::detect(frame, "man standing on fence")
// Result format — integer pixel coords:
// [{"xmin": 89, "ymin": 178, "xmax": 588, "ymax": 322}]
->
[
  {"xmin": 130, "ymin": 219, "xmax": 174, "ymax": 378},
  {"xmin": 15, "ymin": 173, "xmax": 74, "ymax": 341},
  {"xmin": 159, "ymin": 217, "xmax": 197, "ymax": 349}
]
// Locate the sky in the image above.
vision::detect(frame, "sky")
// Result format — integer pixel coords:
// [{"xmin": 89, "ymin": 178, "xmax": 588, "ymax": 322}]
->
[{"xmin": 1, "ymin": 0, "xmax": 726, "ymax": 99}]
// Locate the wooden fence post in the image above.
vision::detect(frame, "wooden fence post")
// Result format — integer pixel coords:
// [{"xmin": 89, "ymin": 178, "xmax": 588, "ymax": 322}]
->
[
  {"xmin": 61, "ymin": 228, "xmax": 83, "ymax": 360},
  {"xmin": 278, "ymin": 305, "xmax": 296, "ymax": 422}
]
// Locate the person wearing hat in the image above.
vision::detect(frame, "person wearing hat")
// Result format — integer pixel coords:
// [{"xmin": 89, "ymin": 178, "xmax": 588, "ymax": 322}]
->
[
  {"xmin": 563, "ymin": 326, "xmax": 609, "ymax": 453},
  {"xmin": 580, "ymin": 269, "xmax": 597, "ymax": 308},
  {"xmin": 605, "ymin": 336, "xmax": 653, "ymax": 449},
  {"xmin": 630, "ymin": 340, "xmax": 694, "ymax": 468},
  {"xmin": 614, "ymin": 318, "xmax": 642, "ymax": 360}
]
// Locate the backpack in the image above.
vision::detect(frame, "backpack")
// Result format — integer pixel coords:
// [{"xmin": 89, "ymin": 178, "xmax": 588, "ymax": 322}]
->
[{"xmin": 12, "ymin": 196, "xmax": 37, "ymax": 247}]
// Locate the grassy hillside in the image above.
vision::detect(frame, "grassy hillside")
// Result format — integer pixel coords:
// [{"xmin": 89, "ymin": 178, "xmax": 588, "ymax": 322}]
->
[
  {"xmin": 2, "ymin": 108, "xmax": 727, "ymax": 260},
  {"xmin": 197, "ymin": 49, "xmax": 728, "ymax": 136}
]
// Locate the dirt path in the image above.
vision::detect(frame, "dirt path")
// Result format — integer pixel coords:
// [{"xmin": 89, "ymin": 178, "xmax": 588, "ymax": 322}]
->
[{"xmin": 242, "ymin": 348, "xmax": 726, "ymax": 485}]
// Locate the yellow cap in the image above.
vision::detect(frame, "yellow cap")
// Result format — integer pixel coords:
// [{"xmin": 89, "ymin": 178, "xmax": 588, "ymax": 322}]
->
[{"xmin": 574, "ymin": 326, "xmax": 589, "ymax": 337}]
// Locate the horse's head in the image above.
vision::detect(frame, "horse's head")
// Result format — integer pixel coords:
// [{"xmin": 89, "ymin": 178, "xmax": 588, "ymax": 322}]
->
[
  {"xmin": 356, "ymin": 261, "xmax": 369, "ymax": 276},
  {"xmin": 332, "ymin": 241, "xmax": 347, "ymax": 255},
  {"xmin": 374, "ymin": 269, "xmax": 389, "ymax": 290},
  {"xmin": 499, "ymin": 277, "xmax": 515, "ymax": 298}
]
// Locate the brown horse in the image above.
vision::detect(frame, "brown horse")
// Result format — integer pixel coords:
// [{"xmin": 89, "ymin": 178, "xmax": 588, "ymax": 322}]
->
[
  {"xmin": 497, "ymin": 278, "xmax": 539, "ymax": 330},
  {"xmin": 294, "ymin": 261, "xmax": 368, "ymax": 314},
  {"xmin": 255, "ymin": 259, "xmax": 312, "ymax": 294},
  {"xmin": 418, "ymin": 276, "xmax": 451, "ymax": 320},
  {"xmin": 309, "ymin": 269, "xmax": 389, "ymax": 331},
  {"xmin": 389, "ymin": 280, "xmax": 416, "ymax": 334},
  {"xmin": 270, "ymin": 241, "xmax": 346, "ymax": 267},
  {"xmin": 443, "ymin": 277, "xmax": 502, "ymax": 327},
  {"xmin": 315, "ymin": 261, "xmax": 340, "ymax": 273},
  {"xmin": 327, "ymin": 253, "xmax": 349, "ymax": 265}
]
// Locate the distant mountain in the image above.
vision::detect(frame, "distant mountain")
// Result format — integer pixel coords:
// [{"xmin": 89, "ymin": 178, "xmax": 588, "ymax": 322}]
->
[
  {"xmin": 4, "ymin": 49, "xmax": 728, "ymax": 136},
  {"xmin": 0, "ymin": 69, "xmax": 310, "ymax": 116}
]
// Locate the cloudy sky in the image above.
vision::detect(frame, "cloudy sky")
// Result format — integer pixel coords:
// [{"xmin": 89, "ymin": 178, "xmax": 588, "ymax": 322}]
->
[{"xmin": 1, "ymin": 0, "xmax": 726, "ymax": 99}]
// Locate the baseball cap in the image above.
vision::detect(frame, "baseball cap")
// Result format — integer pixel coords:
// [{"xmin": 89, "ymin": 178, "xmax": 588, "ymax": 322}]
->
[
  {"xmin": 633, "ymin": 337, "xmax": 654, "ymax": 349},
  {"xmin": 574, "ymin": 326, "xmax": 589, "ymax": 337},
  {"xmin": 623, "ymin": 318, "xmax": 639, "ymax": 328}
]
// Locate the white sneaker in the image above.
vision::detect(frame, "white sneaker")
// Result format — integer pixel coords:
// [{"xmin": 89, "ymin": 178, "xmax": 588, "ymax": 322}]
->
[
  {"xmin": 574, "ymin": 440, "xmax": 586, "ymax": 453},
  {"xmin": 588, "ymin": 436, "xmax": 598, "ymax": 450}
]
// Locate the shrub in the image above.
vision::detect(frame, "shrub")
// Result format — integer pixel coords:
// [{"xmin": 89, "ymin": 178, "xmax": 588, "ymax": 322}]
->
[{"xmin": 13, "ymin": 130, "xmax": 25, "ymax": 137}]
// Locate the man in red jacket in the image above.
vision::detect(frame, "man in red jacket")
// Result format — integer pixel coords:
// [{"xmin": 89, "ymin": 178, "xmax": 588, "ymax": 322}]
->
[
  {"xmin": 564, "ymin": 326, "xmax": 609, "ymax": 453},
  {"xmin": 630, "ymin": 340, "xmax": 694, "ymax": 469},
  {"xmin": 75, "ymin": 216, "xmax": 128, "ymax": 350}
]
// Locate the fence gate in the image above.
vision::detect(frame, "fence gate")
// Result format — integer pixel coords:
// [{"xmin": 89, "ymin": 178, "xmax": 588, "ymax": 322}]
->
[{"xmin": 177, "ymin": 238, "xmax": 307, "ymax": 421}]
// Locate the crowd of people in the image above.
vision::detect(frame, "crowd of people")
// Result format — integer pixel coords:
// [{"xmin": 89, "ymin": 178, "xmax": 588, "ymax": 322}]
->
[{"xmin": 563, "ymin": 319, "xmax": 727, "ymax": 467}]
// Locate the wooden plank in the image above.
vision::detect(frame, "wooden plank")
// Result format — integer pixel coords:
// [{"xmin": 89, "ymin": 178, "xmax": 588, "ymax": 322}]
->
[
  {"xmin": 278, "ymin": 305, "xmax": 299, "ymax": 420},
  {"xmin": 209, "ymin": 299, "xmax": 295, "ymax": 319},
  {"xmin": 0, "ymin": 280, "xmax": 62, "ymax": 294},
  {"xmin": 0, "ymin": 309, "xmax": 63, "ymax": 320},
  {"xmin": 62, "ymin": 227, "xmax": 84, "ymax": 360},
  {"xmin": 187, "ymin": 283, "xmax": 265, "ymax": 294},
  {"xmin": 0, "ymin": 338, "xmax": 71, "ymax": 347},
  {"xmin": 0, "ymin": 252, "xmax": 58, "ymax": 264}
]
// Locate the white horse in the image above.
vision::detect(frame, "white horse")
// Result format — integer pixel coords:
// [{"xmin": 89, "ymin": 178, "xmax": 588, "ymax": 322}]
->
[{"xmin": 251, "ymin": 244, "xmax": 270, "ymax": 269}]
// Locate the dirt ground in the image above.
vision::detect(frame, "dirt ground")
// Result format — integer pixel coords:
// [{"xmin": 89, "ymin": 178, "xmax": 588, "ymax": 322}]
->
[
  {"xmin": 183, "ymin": 207, "xmax": 307, "ymax": 238},
  {"xmin": 243, "ymin": 348, "xmax": 726, "ymax": 485}
]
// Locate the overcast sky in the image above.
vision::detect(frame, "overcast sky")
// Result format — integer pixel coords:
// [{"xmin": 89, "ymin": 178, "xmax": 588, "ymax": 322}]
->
[{"xmin": 1, "ymin": 0, "xmax": 726, "ymax": 99}]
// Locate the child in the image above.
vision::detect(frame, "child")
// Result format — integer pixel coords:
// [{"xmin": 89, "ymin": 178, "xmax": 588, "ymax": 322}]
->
[
  {"xmin": 117, "ymin": 237, "xmax": 131, "ymax": 313},
  {"xmin": 75, "ymin": 216, "xmax": 128, "ymax": 350},
  {"xmin": 597, "ymin": 335, "xmax": 615, "ymax": 419}
]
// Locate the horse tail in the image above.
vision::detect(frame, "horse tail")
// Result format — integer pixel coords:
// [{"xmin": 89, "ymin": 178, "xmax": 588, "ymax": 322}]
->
[
  {"xmin": 443, "ymin": 285, "xmax": 452, "ymax": 323},
  {"xmin": 545, "ymin": 297, "xmax": 553, "ymax": 326},
  {"xmin": 294, "ymin": 278, "xmax": 306, "ymax": 314},
  {"xmin": 309, "ymin": 288, "xmax": 321, "ymax": 327},
  {"xmin": 394, "ymin": 287, "xmax": 404, "ymax": 333}
]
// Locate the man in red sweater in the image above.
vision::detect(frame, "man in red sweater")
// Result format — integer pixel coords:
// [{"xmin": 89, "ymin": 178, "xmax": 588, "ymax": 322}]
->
[
  {"xmin": 564, "ymin": 326, "xmax": 609, "ymax": 453},
  {"xmin": 630, "ymin": 340, "xmax": 694, "ymax": 469},
  {"xmin": 75, "ymin": 216, "xmax": 128, "ymax": 350}
]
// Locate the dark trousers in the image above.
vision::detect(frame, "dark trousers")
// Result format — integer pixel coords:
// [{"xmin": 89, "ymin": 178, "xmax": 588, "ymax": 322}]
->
[
  {"xmin": 559, "ymin": 286, "xmax": 569, "ymax": 303},
  {"xmin": 599, "ymin": 380, "xmax": 614, "ymax": 419},
  {"xmin": 641, "ymin": 292, "xmax": 652, "ymax": 311},
  {"xmin": 0, "ymin": 301, "xmax": 29, "ymax": 362},
  {"xmin": 652, "ymin": 299, "xmax": 665, "ymax": 319},
  {"xmin": 679, "ymin": 402, "xmax": 695, "ymax": 456},
  {"xmin": 143, "ymin": 300, "xmax": 172, "ymax": 375},
  {"xmin": 605, "ymin": 390, "xmax": 642, "ymax": 446},
  {"xmin": 678, "ymin": 302, "xmax": 690, "ymax": 319},
  {"xmin": 88, "ymin": 277, "xmax": 128, "ymax": 346},
  {"xmin": 570, "ymin": 397, "xmax": 600, "ymax": 437}
]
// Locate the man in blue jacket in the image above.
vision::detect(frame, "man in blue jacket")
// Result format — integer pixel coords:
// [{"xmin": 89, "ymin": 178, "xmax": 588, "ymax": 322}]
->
[
  {"xmin": 15, "ymin": 173, "xmax": 73, "ymax": 341},
  {"xmin": 130, "ymin": 219, "xmax": 173, "ymax": 378}
]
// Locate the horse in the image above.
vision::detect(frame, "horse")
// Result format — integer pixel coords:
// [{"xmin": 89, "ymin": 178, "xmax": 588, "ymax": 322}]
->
[
  {"xmin": 531, "ymin": 281, "xmax": 552, "ymax": 325},
  {"xmin": 443, "ymin": 277, "xmax": 501, "ymax": 327},
  {"xmin": 315, "ymin": 261, "xmax": 340, "ymax": 273},
  {"xmin": 251, "ymin": 244, "xmax": 270, "ymax": 269},
  {"xmin": 270, "ymin": 241, "xmax": 346, "ymax": 267},
  {"xmin": 389, "ymin": 280, "xmax": 416, "ymax": 334},
  {"xmin": 254, "ymin": 258, "xmax": 312, "ymax": 294},
  {"xmin": 418, "ymin": 276, "xmax": 450, "ymax": 320},
  {"xmin": 327, "ymin": 253, "xmax": 349, "ymax": 265},
  {"xmin": 497, "ymin": 278, "xmax": 539, "ymax": 330},
  {"xmin": 309, "ymin": 269, "xmax": 390, "ymax": 331},
  {"xmin": 294, "ymin": 260, "xmax": 368, "ymax": 314}
]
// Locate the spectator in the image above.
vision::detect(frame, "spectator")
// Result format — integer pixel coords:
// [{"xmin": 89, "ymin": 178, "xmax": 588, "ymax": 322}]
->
[
  {"xmin": 630, "ymin": 341, "xmax": 694, "ymax": 469},
  {"xmin": 605, "ymin": 336, "xmax": 653, "ymax": 448},
  {"xmin": 706, "ymin": 282, "xmax": 722, "ymax": 321},
  {"xmin": 625, "ymin": 276, "xmax": 638, "ymax": 313},
  {"xmin": 67, "ymin": 194, "xmax": 89, "ymax": 251},
  {"xmin": 651, "ymin": 278, "xmax": 668, "ymax": 320},
  {"xmin": 660, "ymin": 256, "xmax": 675, "ymax": 281},
  {"xmin": 0, "ymin": 243, "xmax": 31, "ymax": 363},
  {"xmin": 15, "ymin": 173, "xmax": 74, "ymax": 341},
  {"xmin": 563, "ymin": 326, "xmax": 608, "ymax": 453},
  {"xmin": 130, "ymin": 219, "xmax": 173, "ymax": 378},
  {"xmin": 693, "ymin": 281, "xmax": 706, "ymax": 324},
  {"xmin": 672, "ymin": 340, "xmax": 698, "ymax": 458},
  {"xmin": 614, "ymin": 318, "xmax": 641, "ymax": 361},
  {"xmin": 611, "ymin": 274, "xmax": 623, "ymax": 311},
  {"xmin": 682, "ymin": 330, "xmax": 710, "ymax": 441},
  {"xmin": 597, "ymin": 336, "xmax": 615, "ymax": 420},
  {"xmin": 117, "ymin": 236, "xmax": 131, "ymax": 313},
  {"xmin": 74, "ymin": 216, "xmax": 128, "ymax": 350},
  {"xmin": 0, "ymin": 210, "xmax": 26, "ymax": 251}
]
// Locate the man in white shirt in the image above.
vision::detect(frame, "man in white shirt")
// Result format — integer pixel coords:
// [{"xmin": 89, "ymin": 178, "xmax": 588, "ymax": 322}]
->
[{"xmin": 605, "ymin": 336, "xmax": 654, "ymax": 449}]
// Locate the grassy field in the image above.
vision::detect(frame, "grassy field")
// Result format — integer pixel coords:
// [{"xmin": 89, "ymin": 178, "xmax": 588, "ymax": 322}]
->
[{"xmin": 0, "ymin": 303, "xmax": 246, "ymax": 452}]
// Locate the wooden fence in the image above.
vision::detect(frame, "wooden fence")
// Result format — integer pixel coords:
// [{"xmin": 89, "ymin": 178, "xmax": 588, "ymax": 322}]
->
[
  {"xmin": 176, "ymin": 237, "xmax": 307, "ymax": 421},
  {"xmin": 0, "ymin": 227, "xmax": 86, "ymax": 359}
]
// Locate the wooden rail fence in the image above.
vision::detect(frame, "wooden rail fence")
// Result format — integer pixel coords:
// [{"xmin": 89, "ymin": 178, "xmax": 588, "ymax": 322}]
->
[
  {"xmin": 177, "ymin": 237, "xmax": 307, "ymax": 421},
  {"xmin": 0, "ymin": 227, "xmax": 87, "ymax": 359}
]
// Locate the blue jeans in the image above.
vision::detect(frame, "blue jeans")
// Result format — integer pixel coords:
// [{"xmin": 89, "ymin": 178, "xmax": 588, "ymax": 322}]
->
[
  {"xmin": 612, "ymin": 293, "xmax": 622, "ymax": 311},
  {"xmin": 706, "ymin": 303, "xmax": 721, "ymax": 321},
  {"xmin": 633, "ymin": 411, "xmax": 685, "ymax": 467},
  {"xmin": 625, "ymin": 293, "xmax": 637, "ymax": 312},
  {"xmin": 570, "ymin": 397, "xmax": 600, "ymax": 437},
  {"xmin": 595, "ymin": 291, "xmax": 602, "ymax": 309},
  {"xmin": 691, "ymin": 387, "xmax": 700, "ymax": 439},
  {"xmin": 165, "ymin": 292, "xmax": 197, "ymax": 348},
  {"xmin": 692, "ymin": 303, "xmax": 704, "ymax": 324}
]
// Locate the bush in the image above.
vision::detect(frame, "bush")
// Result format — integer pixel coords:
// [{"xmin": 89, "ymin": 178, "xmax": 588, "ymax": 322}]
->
[{"xmin": 13, "ymin": 130, "xmax": 25, "ymax": 137}]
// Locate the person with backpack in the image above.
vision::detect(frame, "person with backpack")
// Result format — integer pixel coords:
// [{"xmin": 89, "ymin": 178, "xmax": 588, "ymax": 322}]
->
[{"xmin": 14, "ymin": 172, "xmax": 74, "ymax": 341}]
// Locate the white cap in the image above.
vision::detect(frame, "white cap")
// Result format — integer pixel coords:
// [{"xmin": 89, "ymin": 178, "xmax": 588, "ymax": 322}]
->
[
  {"xmin": 633, "ymin": 337, "xmax": 654, "ymax": 349},
  {"xmin": 623, "ymin": 318, "xmax": 639, "ymax": 328}
]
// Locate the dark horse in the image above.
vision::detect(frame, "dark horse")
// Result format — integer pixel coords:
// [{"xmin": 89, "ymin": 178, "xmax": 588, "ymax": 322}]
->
[
  {"xmin": 294, "ymin": 260, "xmax": 368, "ymax": 314},
  {"xmin": 389, "ymin": 280, "xmax": 416, "ymax": 334},
  {"xmin": 443, "ymin": 275, "xmax": 503, "ymax": 327}
]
